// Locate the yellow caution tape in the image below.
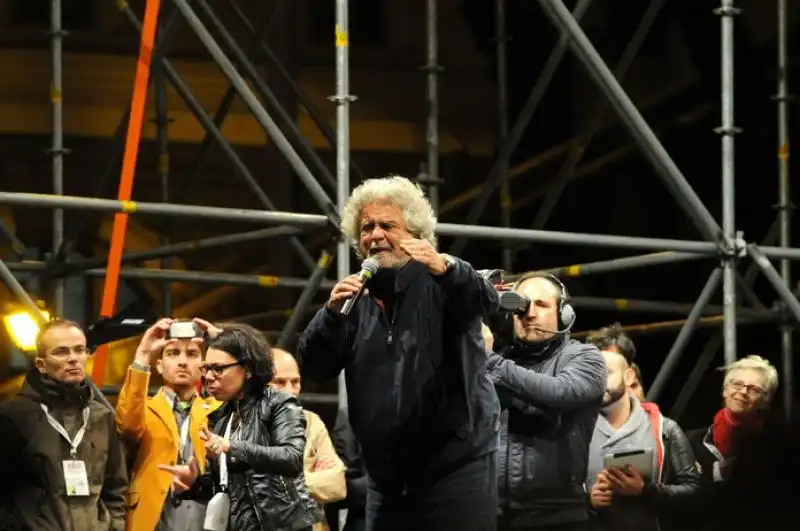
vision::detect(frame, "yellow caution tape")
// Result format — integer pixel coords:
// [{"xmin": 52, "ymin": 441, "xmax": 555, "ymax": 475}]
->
[{"xmin": 258, "ymin": 275, "xmax": 279, "ymax": 287}]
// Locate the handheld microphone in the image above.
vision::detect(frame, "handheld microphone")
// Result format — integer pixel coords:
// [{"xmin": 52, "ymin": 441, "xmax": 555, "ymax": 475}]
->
[
  {"xmin": 497, "ymin": 291, "xmax": 574, "ymax": 334},
  {"xmin": 340, "ymin": 257, "xmax": 380, "ymax": 317}
]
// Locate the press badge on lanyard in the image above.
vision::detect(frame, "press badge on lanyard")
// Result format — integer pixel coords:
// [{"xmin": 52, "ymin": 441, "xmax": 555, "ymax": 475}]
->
[
  {"xmin": 41, "ymin": 404, "xmax": 91, "ymax": 496},
  {"xmin": 204, "ymin": 415, "xmax": 234, "ymax": 531}
]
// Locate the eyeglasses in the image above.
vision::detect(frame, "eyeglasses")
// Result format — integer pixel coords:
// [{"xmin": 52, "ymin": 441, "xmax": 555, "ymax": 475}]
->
[
  {"xmin": 728, "ymin": 379, "xmax": 766, "ymax": 398},
  {"xmin": 200, "ymin": 361, "xmax": 241, "ymax": 378}
]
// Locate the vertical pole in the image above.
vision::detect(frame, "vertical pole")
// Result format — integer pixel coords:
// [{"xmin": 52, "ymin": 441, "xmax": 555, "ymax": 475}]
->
[
  {"xmin": 334, "ymin": 0, "xmax": 352, "ymax": 411},
  {"xmin": 50, "ymin": 0, "xmax": 65, "ymax": 317},
  {"xmin": 776, "ymin": 0, "xmax": 793, "ymax": 417},
  {"xmin": 716, "ymin": 0, "xmax": 740, "ymax": 366},
  {"xmin": 425, "ymin": 0, "xmax": 441, "ymax": 212},
  {"xmin": 155, "ymin": 12, "xmax": 172, "ymax": 316},
  {"xmin": 496, "ymin": 0, "xmax": 511, "ymax": 270},
  {"xmin": 334, "ymin": 2, "xmax": 352, "ymax": 528}
]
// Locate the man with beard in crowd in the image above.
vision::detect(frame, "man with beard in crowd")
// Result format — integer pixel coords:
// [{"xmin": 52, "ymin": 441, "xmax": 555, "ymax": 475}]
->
[
  {"xmin": 585, "ymin": 324, "xmax": 702, "ymax": 531},
  {"xmin": 485, "ymin": 274, "xmax": 605, "ymax": 531}
]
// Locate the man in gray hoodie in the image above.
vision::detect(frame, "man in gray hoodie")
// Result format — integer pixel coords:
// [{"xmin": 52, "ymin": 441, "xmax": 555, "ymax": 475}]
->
[{"xmin": 585, "ymin": 324, "xmax": 702, "ymax": 531}]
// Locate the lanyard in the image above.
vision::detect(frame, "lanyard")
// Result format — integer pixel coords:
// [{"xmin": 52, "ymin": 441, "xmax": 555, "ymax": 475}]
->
[
  {"xmin": 41, "ymin": 404, "xmax": 90, "ymax": 459},
  {"xmin": 218, "ymin": 414, "xmax": 234, "ymax": 488},
  {"xmin": 166, "ymin": 393, "xmax": 192, "ymax": 460}
]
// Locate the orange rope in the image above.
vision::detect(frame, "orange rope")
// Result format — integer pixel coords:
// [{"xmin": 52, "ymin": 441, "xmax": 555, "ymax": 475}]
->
[{"xmin": 92, "ymin": 0, "xmax": 162, "ymax": 385}]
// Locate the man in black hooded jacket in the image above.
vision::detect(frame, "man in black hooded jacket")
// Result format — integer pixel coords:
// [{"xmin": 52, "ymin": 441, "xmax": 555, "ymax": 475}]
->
[
  {"xmin": 486, "ymin": 274, "xmax": 606, "ymax": 531},
  {"xmin": 297, "ymin": 176, "xmax": 500, "ymax": 531}
]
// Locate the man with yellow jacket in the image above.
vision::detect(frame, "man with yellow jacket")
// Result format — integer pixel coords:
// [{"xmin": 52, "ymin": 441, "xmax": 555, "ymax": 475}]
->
[{"xmin": 116, "ymin": 318, "xmax": 222, "ymax": 531}]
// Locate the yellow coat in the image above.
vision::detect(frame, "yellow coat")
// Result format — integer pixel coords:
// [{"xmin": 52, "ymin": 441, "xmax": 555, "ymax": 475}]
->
[{"xmin": 116, "ymin": 367, "xmax": 221, "ymax": 531}]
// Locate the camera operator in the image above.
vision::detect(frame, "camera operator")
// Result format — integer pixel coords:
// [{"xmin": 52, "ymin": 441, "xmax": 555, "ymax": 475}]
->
[{"xmin": 486, "ymin": 274, "xmax": 606, "ymax": 531}]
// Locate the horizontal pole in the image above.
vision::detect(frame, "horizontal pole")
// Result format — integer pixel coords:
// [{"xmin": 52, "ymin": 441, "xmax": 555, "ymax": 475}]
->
[
  {"xmin": 69, "ymin": 226, "xmax": 304, "ymax": 271},
  {"xmin": 8, "ymin": 261, "xmax": 335, "ymax": 289},
  {"xmin": 8, "ymin": 192, "xmax": 800, "ymax": 258},
  {"xmin": 508, "ymin": 251, "xmax": 707, "ymax": 280},
  {"xmin": 569, "ymin": 295, "xmax": 771, "ymax": 320},
  {"xmin": 0, "ymin": 192, "xmax": 329, "ymax": 228},
  {"xmin": 437, "ymin": 222, "xmax": 718, "ymax": 254},
  {"xmin": 571, "ymin": 313, "xmax": 775, "ymax": 339}
]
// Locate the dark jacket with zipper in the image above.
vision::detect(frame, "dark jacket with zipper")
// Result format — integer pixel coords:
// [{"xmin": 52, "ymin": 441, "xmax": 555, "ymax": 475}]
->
[
  {"xmin": 186, "ymin": 386, "xmax": 320, "ymax": 531},
  {"xmin": 488, "ymin": 336, "xmax": 606, "ymax": 528},
  {"xmin": 296, "ymin": 258, "xmax": 501, "ymax": 492},
  {"xmin": 0, "ymin": 368, "xmax": 128, "ymax": 531}
]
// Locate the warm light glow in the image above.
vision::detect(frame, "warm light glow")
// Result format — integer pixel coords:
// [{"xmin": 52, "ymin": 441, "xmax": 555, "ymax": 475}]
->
[{"xmin": 3, "ymin": 311, "xmax": 50, "ymax": 352}]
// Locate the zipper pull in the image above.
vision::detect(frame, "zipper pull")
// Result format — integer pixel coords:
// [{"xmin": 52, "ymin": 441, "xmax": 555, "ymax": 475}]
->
[{"xmin": 386, "ymin": 330, "xmax": 393, "ymax": 345}]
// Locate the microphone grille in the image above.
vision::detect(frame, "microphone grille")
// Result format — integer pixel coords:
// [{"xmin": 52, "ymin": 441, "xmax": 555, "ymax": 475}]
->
[{"xmin": 362, "ymin": 257, "xmax": 380, "ymax": 274}]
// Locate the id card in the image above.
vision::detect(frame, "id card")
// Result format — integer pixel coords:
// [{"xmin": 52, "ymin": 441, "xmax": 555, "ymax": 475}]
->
[
  {"xmin": 62, "ymin": 460, "xmax": 90, "ymax": 496},
  {"xmin": 203, "ymin": 492, "xmax": 230, "ymax": 531}
]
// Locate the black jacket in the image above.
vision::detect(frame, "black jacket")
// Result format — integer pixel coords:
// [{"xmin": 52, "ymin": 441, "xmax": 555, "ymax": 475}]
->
[
  {"xmin": 590, "ymin": 409, "xmax": 704, "ymax": 531},
  {"xmin": 488, "ymin": 337, "xmax": 606, "ymax": 527},
  {"xmin": 297, "ymin": 258, "xmax": 501, "ymax": 491},
  {"xmin": 329, "ymin": 408, "xmax": 367, "ymax": 531},
  {"xmin": 187, "ymin": 386, "xmax": 318, "ymax": 531}
]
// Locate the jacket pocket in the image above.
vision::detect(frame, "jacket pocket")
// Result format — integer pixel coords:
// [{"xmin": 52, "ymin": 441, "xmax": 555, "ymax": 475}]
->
[{"xmin": 125, "ymin": 491, "xmax": 140, "ymax": 510}]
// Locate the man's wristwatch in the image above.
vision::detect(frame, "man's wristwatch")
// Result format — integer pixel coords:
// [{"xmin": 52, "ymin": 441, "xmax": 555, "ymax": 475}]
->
[{"xmin": 440, "ymin": 253, "xmax": 456, "ymax": 273}]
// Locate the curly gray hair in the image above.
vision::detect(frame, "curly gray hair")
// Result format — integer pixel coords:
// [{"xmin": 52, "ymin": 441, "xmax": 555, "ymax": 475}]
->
[{"xmin": 341, "ymin": 175, "xmax": 438, "ymax": 254}]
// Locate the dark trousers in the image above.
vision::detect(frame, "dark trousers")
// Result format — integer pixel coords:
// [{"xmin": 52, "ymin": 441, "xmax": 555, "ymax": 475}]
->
[{"xmin": 365, "ymin": 451, "xmax": 498, "ymax": 531}]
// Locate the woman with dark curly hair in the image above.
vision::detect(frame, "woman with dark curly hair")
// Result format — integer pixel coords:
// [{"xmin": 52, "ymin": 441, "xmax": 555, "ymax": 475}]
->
[{"xmin": 160, "ymin": 324, "xmax": 319, "ymax": 531}]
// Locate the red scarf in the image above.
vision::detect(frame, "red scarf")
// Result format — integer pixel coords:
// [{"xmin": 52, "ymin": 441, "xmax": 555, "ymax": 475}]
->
[{"xmin": 712, "ymin": 407, "xmax": 762, "ymax": 457}]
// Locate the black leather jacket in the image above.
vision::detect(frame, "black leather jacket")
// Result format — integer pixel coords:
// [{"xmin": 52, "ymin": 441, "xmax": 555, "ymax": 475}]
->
[{"xmin": 187, "ymin": 386, "xmax": 319, "ymax": 531}]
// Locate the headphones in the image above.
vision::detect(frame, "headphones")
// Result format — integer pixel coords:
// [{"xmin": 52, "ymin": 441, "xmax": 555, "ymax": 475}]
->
[{"xmin": 512, "ymin": 273, "xmax": 576, "ymax": 332}]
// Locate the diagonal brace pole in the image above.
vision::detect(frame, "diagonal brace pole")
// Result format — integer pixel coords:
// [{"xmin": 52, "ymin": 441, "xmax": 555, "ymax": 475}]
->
[
  {"xmin": 749, "ymin": 244, "xmax": 800, "ymax": 324},
  {"xmin": 192, "ymin": 0, "xmax": 337, "ymax": 192},
  {"xmin": 513, "ymin": 0, "xmax": 665, "ymax": 260},
  {"xmin": 120, "ymin": 3, "xmax": 317, "ymax": 272},
  {"xmin": 647, "ymin": 267, "xmax": 723, "ymax": 402},
  {"xmin": 170, "ymin": 0, "xmax": 342, "ymax": 230},
  {"xmin": 670, "ymin": 219, "xmax": 779, "ymax": 418},
  {"xmin": 536, "ymin": 0, "xmax": 724, "ymax": 246},
  {"xmin": 448, "ymin": 0, "xmax": 595, "ymax": 255},
  {"xmin": 171, "ymin": 0, "xmax": 286, "ymax": 204},
  {"xmin": 223, "ymin": 0, "xmax": 367, "ymax": 184}
]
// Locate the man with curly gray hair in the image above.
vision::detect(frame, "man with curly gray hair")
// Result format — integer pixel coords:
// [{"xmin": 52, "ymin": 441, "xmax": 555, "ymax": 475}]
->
[{"xmin": 297, "ymin": 175, "xmax": 501, "ymax": 531}]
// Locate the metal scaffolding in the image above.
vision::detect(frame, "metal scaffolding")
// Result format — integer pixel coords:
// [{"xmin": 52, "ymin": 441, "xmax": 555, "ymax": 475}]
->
[{"xmin": 0, "ymin": 0, "xmax": 796, "ymax": 414}]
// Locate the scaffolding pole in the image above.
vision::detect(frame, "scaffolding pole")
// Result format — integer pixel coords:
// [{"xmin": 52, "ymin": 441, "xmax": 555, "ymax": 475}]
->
[
  {"xmin": 670, "ymin": 221, "xmax": 778, "ymax": 418},
  {"xmin": 7, "ymin": 261, "xmax": 335, "ymax": 289},
  {"xmin": 119, "ymin": 3, "xmax": 318, "ymax": 273},
  {"xmin": 424, "ymin": 0, "xmax": 441, "ymax": 212},
  {"xmin": 171, "ymin": 1, "xmax": 284, "ymax": 203},
  {"xmin": 154, "ymin": 9, "xmax": 172, "ymax": 315},
  {"xmin": 192, "ymin": 0, "xmax": 337, "ymax": 192},
  {"xmin": 50, "ymin": 6, "xmax": 184, "ymax": 269},
  {"xmin": 49, "ymin": 0, "xmax": 65, "ymax": 317},
  {"xmin": 513, "ymin": 0, "xmax": 665, "ymax": 260},
  {"xmin": 716, "ymin": 0, "xmax": 741, "ymax": 365},
  {"xmin": 518, "ymin": 251, "xmax": 706, "ymax": 279},
  {"xmin": 570, "ymin": 313, "xmax": 772, "ymax": 339},
  {"xmin": 750, "ymin": 244, "xmax": 800, "ymax": 325},
  {"xmin": 567, "ymin": 294, "xmax": 767, "ymax": 320},
  {"xmin": 334, "ymin": 0, "xmax": 352, "ymax": 417},
  {"xmin": 495, "ymin": 0, "xmax": 511, "ymax": 269},
  {"xmin": 7, "ymin": 192, "xmax": 800, "ymax": 259},
  {"xmin": 169, "ymin": 0, "xmax": 341, "ymax": 228},
  {"xmin": 448, "ymin": 0, "xmax": 594, "ymax": 256},
  {"xmin": 68, "ymin": 226, "xmax": 304, "ymax": 271},
  {"xmin": 647, "ymin": 268, "xmax": 722, "ymax": 402},
  {"xmin": 223, "ymin": 0, "xmax": 367, "ymax": 183},
  {"xmin": 776, "ymin": 0, "xmax": 794, "ymax": 417},
  {"xmin": 536, "ymin": 0, "xmax": 724, "ymax": 246}
]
